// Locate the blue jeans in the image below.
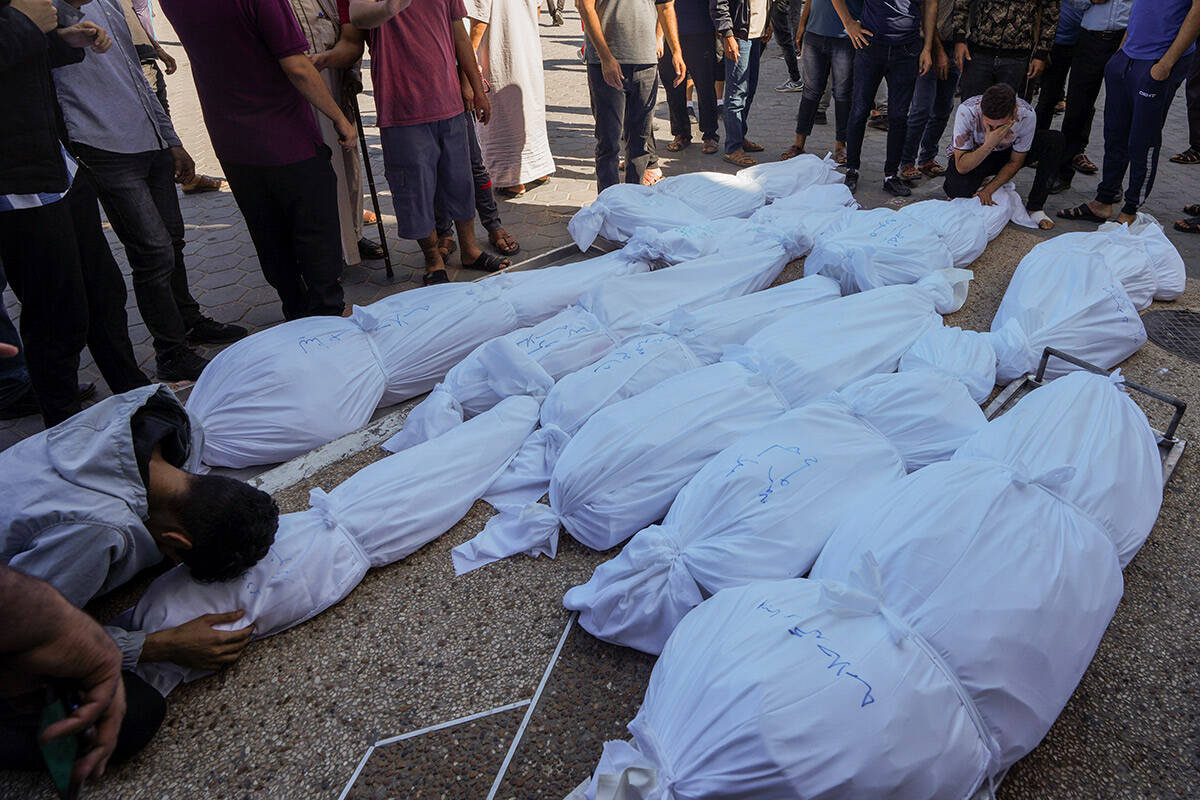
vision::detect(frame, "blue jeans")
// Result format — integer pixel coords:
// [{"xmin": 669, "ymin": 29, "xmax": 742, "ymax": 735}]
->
[
  {"xmin": 1097, "ymin": 50, "xmax": 1192, "ymax": 215},
  {"xmin": 0, "ymin": 260, "xmax": 30, "ymax": 407},
  {"xmin": 795, "ymin": 31, "xmax": 854, "ymax": 141},
  {"xmin": 723, "ymin": 38, "xmax": 763, "ymax": 154},
  {"xmin": 901, "ymin": 61, "xmax": 960, "ymax": 167},
  {"xmin": 845, "ymin": 38, "xmax": 921, "ymax": 176}
]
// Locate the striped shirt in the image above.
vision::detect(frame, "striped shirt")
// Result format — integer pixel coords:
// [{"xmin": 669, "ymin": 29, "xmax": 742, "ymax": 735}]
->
[{"xmin": 0, "ymin": 147, "xmax": 77, "ymax": 213}]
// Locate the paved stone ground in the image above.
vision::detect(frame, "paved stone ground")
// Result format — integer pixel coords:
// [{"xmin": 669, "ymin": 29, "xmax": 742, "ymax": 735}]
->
[{"xmin": 2, "ymin": 9, "xmax": 1200, "ymax": 800}]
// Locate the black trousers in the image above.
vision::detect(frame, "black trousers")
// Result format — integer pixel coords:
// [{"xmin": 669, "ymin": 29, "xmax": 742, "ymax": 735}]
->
[
  {"xmin": 0, "ymin": 178, "xmax": 148, "ymax": 426},
  {"xmin": 958, "ymin": 44, "xmax": 1032, "ymax": 101},
  {"xmin": 0, "ymin": 671, "xmax": 166, "ymax": 771},
  {"xmin": 221, "ymin": 148, "xmax": 345, "ymax": 321},
  {"xmin": 944, "ymin": 129, "xmax": 1064, "ymax": 212},
  {"xmin": 662, "ymin": 34, "xmax": 722, "ymax": 143},
  {"xmin": 1035, "ymin": 41, "xmax": 1074, "ymax": 130},
  {"xmin": 1060, "ymin": 29, "xmax": 1124, "ymax": 173}
]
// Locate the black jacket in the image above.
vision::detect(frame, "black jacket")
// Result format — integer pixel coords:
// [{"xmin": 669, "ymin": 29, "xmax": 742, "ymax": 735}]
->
[
  {"xmin": 710, "ymin": 0, "xmax": 751, "ymax": 40},
  {"xmin": 0, "ymin": 0, "xmax": 84, "ymax": 195}
]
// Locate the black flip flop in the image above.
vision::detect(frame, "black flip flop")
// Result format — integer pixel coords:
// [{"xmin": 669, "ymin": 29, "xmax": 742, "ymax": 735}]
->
[
  {"xmin": 1056, "ymin": 203, "xmax": 1109, "ymax": 223},
  {"xmin": 463, "ymin": 251, "xmax": 510, "ymax": 273},
  {"xmin": 1183, "ymin": 204, "xmax": 1200, "ymax": 216},
  {"xmin": 422, "ymin": 269, "xmax": 451, "ymax": 286},
  {"xmin": 1173, "ymin": 217, "xmax": 1200, "ymax": 233},
  {"xmin": 489, "ymin": 229, "xmax": 521, "ymax": 257}
]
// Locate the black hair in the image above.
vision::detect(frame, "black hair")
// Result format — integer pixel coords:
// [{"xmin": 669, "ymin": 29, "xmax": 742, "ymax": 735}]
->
[
  {"xmin": 981, "ymin": 83, "xmax": 1017, "ymax": 120},
  {"xmin": 175, "ymin": 474, "xmax": 279, "ymax": 583}
]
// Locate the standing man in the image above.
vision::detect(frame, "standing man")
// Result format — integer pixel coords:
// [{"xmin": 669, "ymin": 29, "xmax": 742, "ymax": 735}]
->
[
  {"xmin": 662, "ymin": 0, "xmax": 721, "ymax": 153},
  {"xmin": 713, "ymin": 0, "xmax": 769, "ymax": 166},
  {"xmin": 349, "ymin": 0, "xmax": 512, "ymax": 283},
  {"xmin": 1054, "ymin": 0, "xmax": 1133, "ymax": 188},
  {"xmin": 1059, "ymin": 0, "xmax": 1200, "ymax": 224},
  {"xmin": 52, "ymin": 0, "xmax": 247, "ymax": 384},
  {"xmin": 290, "ymin": 0, "xmax": 387, "ymax": 268},
  {"xmin": 781, "ymin": 0, "xmax": 858, "ymax": 164},
  {"xmin": 950, "ymin": 0, "xmax": 1059, "ymax": 100},
  {"xmin": 835, "ymin": 0, "xmax": 936, "ymax": 196},
  {"xmin": 577, "ymin": 0, "xmax": 685, "ymax": 190},
  {"xmin": 898, "ymin": 0, "xmax": 958, "ymax": 180},
  {"xmin": 468, "ymin": 0, "xmax": 556, "ymax": 196},
  {"xmin": 772, "ymin": 0, "xmax": 803, "ymax": 91},
  {"xmin": 0, "ymin": 0, "xmax": 150, "ymax": 427},
  {"xmin": 158, "ymin": 0, "xmax": 355, "ymax": 320},
  {"xmin": 1034, "ymin": 0, "xmax": 1085, "ymax": 131},
  {"xmin": 1169, "ymin": 43, "xmax": 1200, "ymax": 164}
]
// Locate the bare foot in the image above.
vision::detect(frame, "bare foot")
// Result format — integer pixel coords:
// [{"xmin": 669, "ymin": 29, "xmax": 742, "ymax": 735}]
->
[
  {"xmin": 1115, "ymin": 212, "xmax": 1137, "ymax": 224},
  {"xmin": 642, "ymin": 167, "xmax": 664, "ymax": 186}
]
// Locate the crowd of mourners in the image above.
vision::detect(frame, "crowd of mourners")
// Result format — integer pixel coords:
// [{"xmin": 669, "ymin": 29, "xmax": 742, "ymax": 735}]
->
[{"xmin": 0, "ymin": 0, "xmax": 1198, "ymax": 791}]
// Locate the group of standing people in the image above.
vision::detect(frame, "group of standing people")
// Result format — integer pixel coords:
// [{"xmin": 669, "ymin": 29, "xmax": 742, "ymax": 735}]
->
[
  {"xmin": 582, "ymin": 0, "xmax": 1199, "ymax": 232},
  {"xmin": 0, "ymin": 0, "xmax": 559, "ymax": 428}
]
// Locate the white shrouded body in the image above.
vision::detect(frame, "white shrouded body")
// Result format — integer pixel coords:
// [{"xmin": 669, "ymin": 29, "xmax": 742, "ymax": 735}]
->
[
  {"xmin": 736, "ymin": 152, "xmax": 844, "ymax": 200},
  {"xmin": 564, "ymin": 370, "xmax": 987, "ymax": 654},
  {"xmin": 804, "ymin": 208, "xmax": 957, "ymax": 294}
]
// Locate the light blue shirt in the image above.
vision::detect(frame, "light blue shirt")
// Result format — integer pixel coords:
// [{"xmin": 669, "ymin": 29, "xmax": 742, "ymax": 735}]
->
[
  {"xmin": 51, "ymin": 0, "xmax": 180, "ymax": 154},
  {"xmin": 1071, "ymin": 0, "xmax": 1132, "ymax": 32}
]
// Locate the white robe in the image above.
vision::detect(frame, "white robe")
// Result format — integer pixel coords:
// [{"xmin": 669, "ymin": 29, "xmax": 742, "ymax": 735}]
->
[{"xmin": 467, "ymin": 0, "xmax": 555, "ymax": 187}]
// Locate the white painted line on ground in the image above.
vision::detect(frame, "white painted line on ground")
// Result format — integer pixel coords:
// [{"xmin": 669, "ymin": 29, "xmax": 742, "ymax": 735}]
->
[
  {"xmin": 485, "ymin": 612, "xmax": 578, "ymax": 800},
  {"xmin": 371, "ymin": 699, "xmax": 533, "ymax": 748},
  {"xmin": 336, "ymin": 744, "xmax": 376, "ymax": 800}
]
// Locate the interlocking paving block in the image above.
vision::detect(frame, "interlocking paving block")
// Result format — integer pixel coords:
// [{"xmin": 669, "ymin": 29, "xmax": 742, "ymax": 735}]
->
[
  {"xmin": 346, "ymin": 706, "xmax": 526, "ymax": 800},
  {"xmin": 494, "ymin": 624, "xmax": 656, "ymax": 800},
  {"xmin": 1144, "ymin": 310, "xmax": 1200, "ymax": 364}
]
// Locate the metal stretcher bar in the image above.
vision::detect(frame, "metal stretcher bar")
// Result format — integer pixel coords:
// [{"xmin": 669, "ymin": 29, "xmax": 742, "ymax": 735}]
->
[{"xmin": 983, "ymin": 348, "xmax": 1188, "ymax": 486}]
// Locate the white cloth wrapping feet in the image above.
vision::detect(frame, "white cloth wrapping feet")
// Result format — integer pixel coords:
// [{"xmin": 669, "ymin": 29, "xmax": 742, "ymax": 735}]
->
[
  {"xmin": 187, "ymin": 250, "xmax": 648, "ymax": 468},
  {"xmin": 575, "ymin": 373, "xmax": 1162, "ymax": 800},
  {"xmin": 803, "ymin": 208, "xmax": 957, "ymax": 294},
  {"xmin": 121, "ymin": 396, "xmax": 541, "ymax": 695},
  {"xmin": 451, "ymin": 277, "xmax": 843, "ymax": 572},
  {"xmin": 384, "ymin": 239, "xmax": 796, "ymax": 452},
  {"xmin": 564, "ymin": 369, "xmax": 987, "ymax": 654},
  {"xmin": 455, "ymin": 269, "xmax": 973, "ymax": 571},
  {"xmin": 568, "ymin": 171, "xmax": 770, "ymax": 250},
  {"xmin": 747, "ymin": 183, "xmax": 859, "ymax": 256},
  {"xmin": 736, "ymin": 152, "xmax": 844, "ymax": 200}
]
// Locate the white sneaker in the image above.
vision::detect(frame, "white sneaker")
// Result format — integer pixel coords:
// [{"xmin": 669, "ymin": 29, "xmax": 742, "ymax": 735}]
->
[{"xmin": 775, "ymin": 79, "xmax": 803, "ymax": 93}]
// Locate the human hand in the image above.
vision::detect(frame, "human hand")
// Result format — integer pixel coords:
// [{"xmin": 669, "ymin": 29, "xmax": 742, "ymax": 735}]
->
[
  {"xmin": 155, "ymin": 43, "xmax": 177, "ymax": 74},
  {"xmin": 11, "ymin": 0, "xmax": 57, "ymax": 33},
  {"xmin": 170, "ymin": 146, "xmax": 195, "ymax": 185},
  {"xmin": 671, "ymin": 50, "xmax": 686, "ymax": 86},
  {"xmin": 794, "ymin": 24, "xmax": 805, "ymax": 49},
  {"xmin": 762, "ymin": 21, "xmax": 772, "ymax": 43},
  {"xmin": 474, "ymin": 87, "xmax": 491, "ymax": 124},
  {"xmin": 145, "ymin": 611, "xmax": 254, "ymax": 671},
  {"xmin": 983, "ymin": 119, "xmax": 1014, "ymax": 149},
  {"xmin": 601, "ymin": 54, "xmax": 623, "ymax": 89},
  {"xmin": 58, "ymin": 21, "xmax": 111, "ymax": 53},
  {"xmin": 1027, "ymin": 57, "xmax": 1045, "ymax": 79},
  {"xmin": 919, "ymin": 46, "xmax": 932, "ymax": 76},
  {"xmin": 656, "ymin": 35, "xmax": 664, "ymax": 60},
  {"xmin": 844, "ymin": 19, "xmax": 872, "ymax": 49},
  {"xmin": 723, "ymin": 35, "xmax": 740, "ymax": 62},
  {"xmin": 935, "ymin": 48, "xmax": 949, "ymax": 80},
  {"xmin": 309, "ymin": 51, "xmax": 332, "ymax": 71},
  {"xmin": 974, "ymin": 185, "xmax": 997, "ymax": 206},
  {"xmin": 335, "ymin": 114, "xmax": 358, "ymax": 150},
  {"xmin": 954, "ymin": 41, "xmax": 970, "ymax": 72},
  {"xmin": 0, "ymin": 344, "xmax": 17, "ymax": 358},
  {"xmin": 1150, "ymin": 60, "xmax": 1171, "ymax": 81}
]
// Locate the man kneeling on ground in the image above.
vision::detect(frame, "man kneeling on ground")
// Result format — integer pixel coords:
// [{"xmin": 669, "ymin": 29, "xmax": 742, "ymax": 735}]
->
[
  {"xmin": 944, "ymin": 83, "xmax": 1063, "ymax": 230},
  {"xmin": 0, "ymin": 385, "xmax": 278, "ymax": 769}
]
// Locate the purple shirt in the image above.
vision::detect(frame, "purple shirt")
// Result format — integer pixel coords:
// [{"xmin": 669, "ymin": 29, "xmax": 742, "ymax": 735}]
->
[
  {"xmin": 158, "ymin": 0, "xmax": 323, "ymax": 166},
  {"xmin": 1122, "ymin": 0, "xmax": 1197, "ymax": 60}
]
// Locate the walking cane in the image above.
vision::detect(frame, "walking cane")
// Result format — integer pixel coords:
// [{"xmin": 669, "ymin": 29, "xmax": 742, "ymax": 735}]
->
[{"xmin": 352, "ymin": 95, "xmax": 394, "ymax": 280}]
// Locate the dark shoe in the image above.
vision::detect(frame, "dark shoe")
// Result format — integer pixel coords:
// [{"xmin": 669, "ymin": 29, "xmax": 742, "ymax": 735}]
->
[
  {"xmin": 814, "ymin": 109, "xmax": 828, "ymax": 125},
  {"xmin": 882, "ymin": 175, "xmax": 912, "ymax": 197},
  {"xmin": 422, "ymin": 269, "xmax": 451, "ymax": 286},
  {"xmin": 357, "ymin": 237, "xmax": 386, "ymax": 261},
  {"xmin": 1046, "ymin": 175, "xmax": 1070, "ymax": 195},
  {"xmin": 187, "ymin": 316, "xmax": 248, "ymax": 345},
  {"xmin": 867, "ymin": 115, "xmax": 888, "ymax": 131},
  {"xmin": 0, "ymin": 385, "xmax": 40, "ymax": 420},
  {"xmin": 78, "ymin": 382, "xmax": 97, "ymax": 402},
  {"xmin": 844, "ymin": 169, "xmax": 859, "ymax": 193},
  {"xmin": 550, "ymin": 9, "xmax": 564, "ymax": 24},
  {"xmin": 156, "ymin": 346, "xmax": 210, "ymax": 382}
]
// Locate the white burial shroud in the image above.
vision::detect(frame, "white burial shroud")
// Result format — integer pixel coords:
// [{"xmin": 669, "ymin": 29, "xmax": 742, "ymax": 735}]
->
[
  {"xmin": 563, "ymin": 369, "xmax": 987, "ymax": 655},
  {"xmin": 572, "ymin": 372, "xmax": 1162, "ymax": 800},
  {"xmin": 121, "ymin": 396, "xmax": 541, "ymax": 695},
  {"xmin": 385, "ymin": 218, "xmax": 805, "ymax": 452},
  {"xmin": 455, "ymin": 269, "xmax": 975, "ymax": 571},
  {"xmin": 186, "ymin": 249, "xmax": 650, "ymax": 468}
]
